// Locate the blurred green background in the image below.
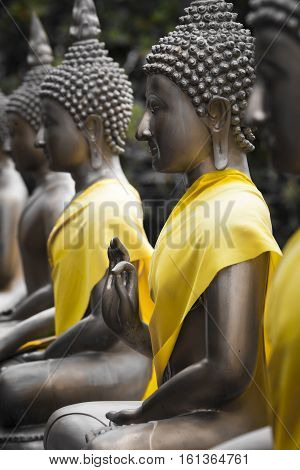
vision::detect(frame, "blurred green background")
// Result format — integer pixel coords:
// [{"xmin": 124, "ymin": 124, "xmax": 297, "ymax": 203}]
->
[{"xmin": 0, "ymin": 0, "xmax": 299, "ymax": 246}]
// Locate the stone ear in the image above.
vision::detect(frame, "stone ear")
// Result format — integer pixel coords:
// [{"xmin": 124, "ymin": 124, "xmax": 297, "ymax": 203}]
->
[
  {"xmin": 84, "ymin": 114, "xmax": 103, "ymax": 142},
  {"xmin": 84, "ymin": 114, "xmax": 103, "ymax": 170},
  {"xmin": 206, "ymin": 97, "xmax": 231, "ymax": 171}
]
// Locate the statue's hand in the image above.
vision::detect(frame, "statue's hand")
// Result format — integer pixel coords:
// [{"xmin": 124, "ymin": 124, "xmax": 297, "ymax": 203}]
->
[
  {"xmin": 103, "ymin": 261, "xmax": 139, "ymax": 336},
  {"xmin": 93, "ymin": 237, "xmax": 129, "ymax": 321},
  {"xmin": 22, "ymin": 350, "xmax": 46, "ymax": 362},
  {"xmin": 108, "ymin": 237, "xmax": 130, "ymax": 270},
  {"xmin": 106, "ymin": 406, "xmax": 144, "ymax": 426},
  {"xmin": 102, "ymin": 239, "xmax": 139, "ymax": 337}
]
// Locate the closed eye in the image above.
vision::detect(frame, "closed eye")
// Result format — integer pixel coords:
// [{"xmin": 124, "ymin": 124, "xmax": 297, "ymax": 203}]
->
[
  {"xmin": 147, "ymin": 94, "xmax": 166, "ymax": 115},
  {"xmin": 148, "ymin": 100, "xmax": 160, "ymax": 115}
]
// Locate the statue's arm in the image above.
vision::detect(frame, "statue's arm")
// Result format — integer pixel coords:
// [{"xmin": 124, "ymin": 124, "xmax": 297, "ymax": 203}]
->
[
  {"xmin": 44, "ymin": 277, "xmax": 118, "ymax": 359},
  {"xmin": 44, "ymin": 314, "xmax": 118, "ymax": 359},
  {"xmin": 141, "ymin": 253, "xmax": 269, "ymax": 420},
  {"xmin": 0, "ymin": 308, "xmax": 55, "ymax": 362},
  {"xmin": 109, "ymin": 253, "xmax": 269, "ymax": 424},
  {"xmin": 0, "ymin": 198, "xmax": 22, "ymax": 288},
  {"xmin": 42, "ymin": 190, "xmax": 72, "ymax": 240},
  {"xmin": 6, "ymin": 283, "xmax": 54, "ymax": 321}
]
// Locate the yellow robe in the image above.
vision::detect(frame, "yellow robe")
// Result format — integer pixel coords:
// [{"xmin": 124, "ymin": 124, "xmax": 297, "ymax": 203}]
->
[
  {"xmin": 265, "ymin": 229, "xmax": 300, "ymax": 450},
  {"xmin": 148, "ymin": 169, "xmax": 282, "ymax": 386},
  {"xmin": 48, "ymin": 179, "xmax": 154, "ymax": 336}
]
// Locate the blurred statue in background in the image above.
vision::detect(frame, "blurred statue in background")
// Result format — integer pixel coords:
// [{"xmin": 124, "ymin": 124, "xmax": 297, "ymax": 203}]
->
[
  {"xmin": 0, "ymin": 0, "xmax": 153, "ymax": 445},
  {"xmin": 242, "ymin": 0, "xmax": 300, "ymax": 451},
  {"xmin": 0, "ymin": 13, "xmax": 74, "ymax": 325},
  {"xmin": 0, "ymin": 91, "xmax": 27, "ymax": 311},
  {"xmin": 44, "ymin": 0, "xmax": 282, "ymax": 450}
]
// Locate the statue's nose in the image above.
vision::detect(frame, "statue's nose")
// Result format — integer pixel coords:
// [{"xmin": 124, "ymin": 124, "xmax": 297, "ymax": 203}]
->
[
  {"xmin": 35, "ymin": 126, "xmax": 45, "ymax": 148},
  {"xmin": 136, "ymin": 112, "xmax": 152, "ymax": 141},
  {"xmin": 3, "ymin": 134, "xmax": 12, "ymax": 155}
]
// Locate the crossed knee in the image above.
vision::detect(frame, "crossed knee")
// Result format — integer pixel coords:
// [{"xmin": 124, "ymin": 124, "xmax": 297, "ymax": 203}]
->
[
  {"xmin": 85, "ymin": 422, "xmax": 155, "ymax": 450},
  {"xmin": 45, "ymin": 409, "xmax": 107, "ymax": 450}
]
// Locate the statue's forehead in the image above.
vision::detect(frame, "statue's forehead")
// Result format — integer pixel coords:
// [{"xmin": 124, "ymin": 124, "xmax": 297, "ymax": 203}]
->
[
  {"xmin": 7, "ymin": 112, "xmax": 28, "ymax": 129},
  {"xmin": 146, "ymin": 75, "xmax": 180, "ymax": 99}
]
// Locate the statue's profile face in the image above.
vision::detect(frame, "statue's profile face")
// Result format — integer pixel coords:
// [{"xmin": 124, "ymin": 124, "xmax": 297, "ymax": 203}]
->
[
  {"xmin": 247, "ymin": 28, "xmax": 300, "ymax": 174},
  {"xmin": 39, "ymin": 99, "xmax": 90, "ymax": 172},
  {"xmin": 137, "ymin": 75, "xmax": 211, "ymax": 174},
  {"xmin": 7, "ymin": 113, "xmax": 45, "ymax": 172}
]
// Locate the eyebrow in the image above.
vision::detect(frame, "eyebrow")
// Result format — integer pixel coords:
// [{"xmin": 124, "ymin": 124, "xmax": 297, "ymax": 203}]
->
[
  {"xmin": 9, "ymin": 118, "xmax": 18, "ymax": 126},
  {"xmin": 146, "ymin": 93, "xmax": 166, "ymax": 107}
]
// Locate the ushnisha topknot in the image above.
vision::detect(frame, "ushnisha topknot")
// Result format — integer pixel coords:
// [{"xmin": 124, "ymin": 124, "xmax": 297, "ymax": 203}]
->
[
  {"xmin": 247, "ymin": 0, "xmax": 300, "ymax": 41},
  {"xmin": 144, "ymin": 0, "xmax": 256, "ymax": 153},
  {"xmin": 0, "ymin": 90, "xmax": 8, "ymax": 147},
  {"xmin": 7, "ymin": 13, "xmax": 53, "ymax": 132},
  {"xmin": 40, "ymin": 0, "xmax": 134, "ymax": 155}
]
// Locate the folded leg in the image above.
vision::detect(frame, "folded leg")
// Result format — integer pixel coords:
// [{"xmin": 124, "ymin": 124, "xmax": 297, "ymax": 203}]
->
[
  {"xmin": 212, "ymin": 427, "xmax": 273, "ymax": 450},
  {"xmin": 45, "ymin": 402, "xmax": 141, "ymax": 450},
  {"xmin": 0, "ymin": 350, "xmax": 150, "ymax": 428},
  {"xmin": 86, "ymin": 410, "xmax": 265, "ymax": 450}
]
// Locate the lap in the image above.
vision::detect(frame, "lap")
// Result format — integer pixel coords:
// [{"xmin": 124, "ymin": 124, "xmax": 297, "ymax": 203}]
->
[
  {"xmin": 86, "ymin": 410, "xmax": 264, "ymax": 450},
  {"xmin": 212, "ymin": 426, "xmax": 273, "ymax": 450},
  {"xmin": 0, "ymin": 350, "xmax": 150, "ymax": 428},
  {"xmin": 46, "ymin": 405, "xmax": 251, "ymax": 450},
  {"xmin": 45, "ymin": 402, "xmax": 142, "ymax": 450}
]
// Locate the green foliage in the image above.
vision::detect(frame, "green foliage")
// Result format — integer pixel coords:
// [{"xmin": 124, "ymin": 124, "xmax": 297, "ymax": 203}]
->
[
  {"xmin": 0, "ymin": 0, "xmax": 249, "ymax": 90},
  {"xmin": 0, "ymin": 0, "xmax": 298, "ymax": 245}
]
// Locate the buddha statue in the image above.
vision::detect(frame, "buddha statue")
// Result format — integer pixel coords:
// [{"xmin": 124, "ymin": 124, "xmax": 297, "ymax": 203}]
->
[
  {"xmin": 238, "ymin": 0, "xmax": 300, "ymax": 450},
  {"xmin": 44, "ymin": 0, "xmax": 282, "ymax": 450},
  {"xmin": 0, "ymin": 90, "xmax": 27, "ymax": 311},
  {"xmin": 0, "ymin": 13, "xmax": 74, "ymax": 325},
  {"xmin": 0, "ymin": 0, "xmax": 153, "ymax": 446}
]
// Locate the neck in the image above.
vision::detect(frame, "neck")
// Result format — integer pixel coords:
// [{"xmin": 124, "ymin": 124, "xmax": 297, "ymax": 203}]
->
[
  {"xmin": 185, "ymin": 133, "xmax": 250, "ymax": 188},
  {"xmin": 31, "ymin": 163, "xmax": 50, "ymax": 187},
  {"xmin": 71, "ymin": 155, "xmax": 128, "ymax": 193}
]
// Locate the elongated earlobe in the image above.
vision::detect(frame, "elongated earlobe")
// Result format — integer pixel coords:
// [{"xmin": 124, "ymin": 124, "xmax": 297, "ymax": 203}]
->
[
  {"xmin": 207, "ymin": 97, "xmax": 231, "ymax": 171},
  {"xmin": 90, "ymin": 142, "xmax": 102, "ymax": 170}
]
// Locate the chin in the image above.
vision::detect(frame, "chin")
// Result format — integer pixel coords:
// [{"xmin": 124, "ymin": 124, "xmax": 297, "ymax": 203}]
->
[
  {"xmin": 152, "ymin": 157, "xmax": 174, "ymax": 173},
  {"xmin": 14, "ymin": 160, "xmax": 30, "ymax": 173},
  {"xmin": 49, "ymin": 161, "xmax": 63, "ymax": 172}
]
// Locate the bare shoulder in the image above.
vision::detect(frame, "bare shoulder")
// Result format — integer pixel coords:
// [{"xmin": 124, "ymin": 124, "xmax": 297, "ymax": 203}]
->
[
  {"xmin": 43, "ymin": 176, "xmax": 74, "ymax": 215},
  {"xmin": 0, "ymin": 168, "xmax": 27, "ymax": 205}
]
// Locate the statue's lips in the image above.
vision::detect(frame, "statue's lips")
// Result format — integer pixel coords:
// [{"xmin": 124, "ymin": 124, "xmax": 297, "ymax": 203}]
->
[
  {"xmin": 148, "ymin": 139, "xmax": 159, "ymax": 161},
  {"xmin": 44, "ymin": 147, "xmax": 51, "ymax": 161}
]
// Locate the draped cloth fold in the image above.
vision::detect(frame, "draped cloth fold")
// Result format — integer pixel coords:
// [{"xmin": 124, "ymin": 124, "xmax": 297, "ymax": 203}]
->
[
  {"xmin": 48, "ymin": 179, "xmax": 154, "ymax": 336},
  {"xmin": 265, "ymin": 230, "xmax": 300, "ymax": 449},
  {"xmin": 148, "ymin": 169, "xmax": 282, "ymax": 387}
]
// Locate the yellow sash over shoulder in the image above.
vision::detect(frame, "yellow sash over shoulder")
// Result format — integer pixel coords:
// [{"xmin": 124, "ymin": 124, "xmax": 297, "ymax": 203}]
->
[
  {"xmin": 149, "ymin": 169, "xmax": 282, "ymax": 386},
  {"xmin": 266, "ymin": 230, "xmax": 300, "ymax": 449},
  {"xmin": 48, "ymin": 178, "xmax": 154, "ymax": 336}
]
